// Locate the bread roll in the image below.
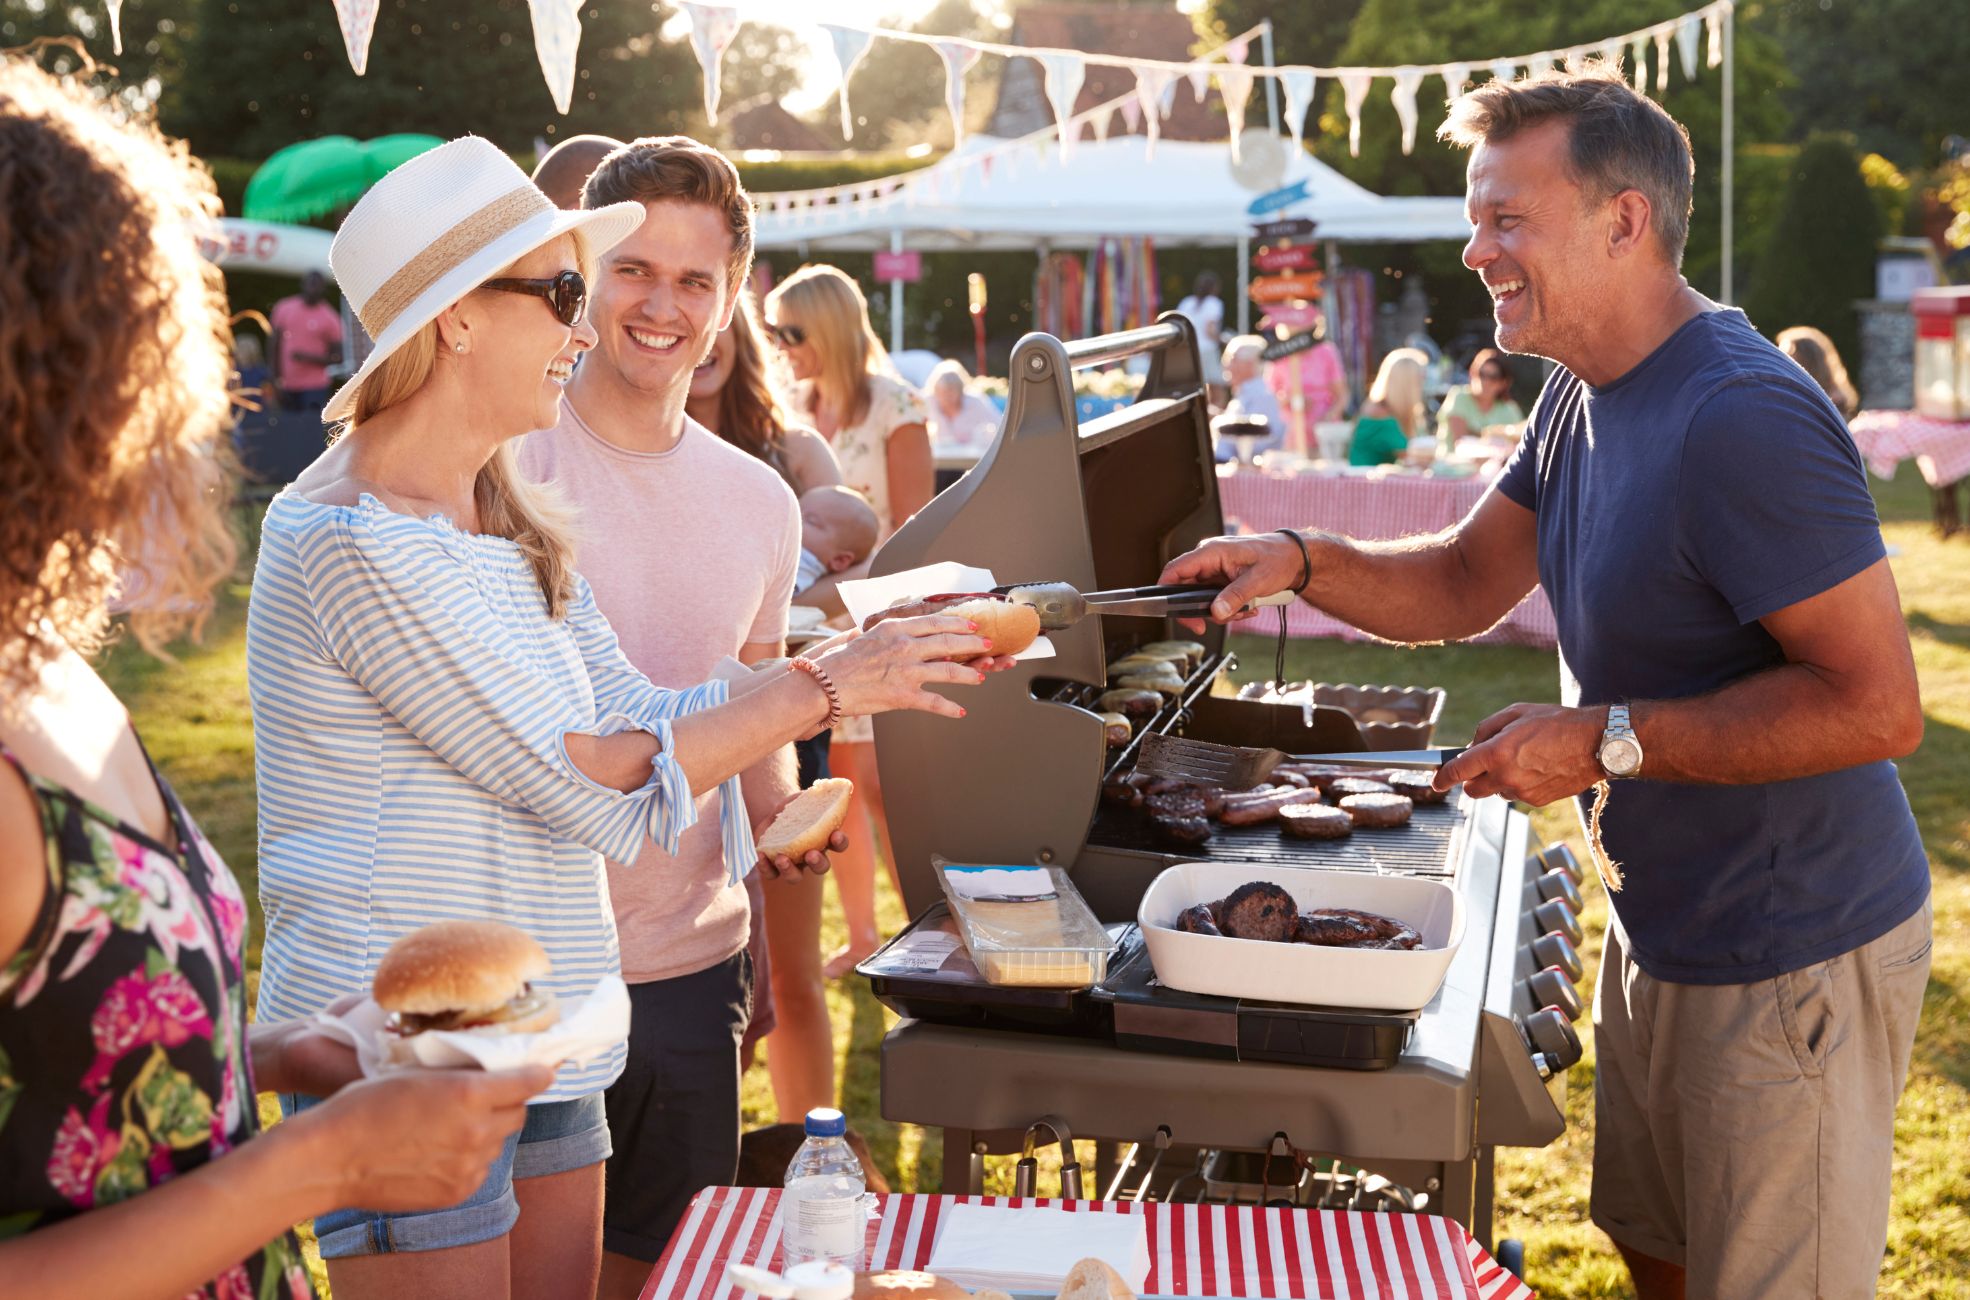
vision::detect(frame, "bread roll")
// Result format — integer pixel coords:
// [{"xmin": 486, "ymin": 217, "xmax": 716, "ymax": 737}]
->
[
  {"xmin": 944, "ymin": 597, "xmax": 1041, "ymax": 657},
  {"xmin": 758, "ymin": 778, "xmax": 855, "ymax": 859},
  {"xmin": 853, "ymin": 1272, "xmax": 973, "ymax": 1300},
  {"xmin": 1056, "ymin": 1258, "xmax": 1137, "ymax": 1300}
]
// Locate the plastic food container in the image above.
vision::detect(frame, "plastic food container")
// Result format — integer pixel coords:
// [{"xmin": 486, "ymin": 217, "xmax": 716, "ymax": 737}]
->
[
  {"xmin": 1137, "ymin": 862, "xmax": 1464, "ymax": 1012},
  {"xmin": 933, "ymin": 859, "xmax": 1113, "ymax": 988}
]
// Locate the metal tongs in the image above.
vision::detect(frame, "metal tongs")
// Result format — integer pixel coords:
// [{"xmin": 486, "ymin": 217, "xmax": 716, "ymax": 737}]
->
[{"xmin": 1002, "ymin": 581, "xmax": 1294, "ymax": 630}]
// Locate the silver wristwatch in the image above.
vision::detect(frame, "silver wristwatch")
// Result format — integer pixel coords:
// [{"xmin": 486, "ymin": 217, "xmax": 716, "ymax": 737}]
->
[{"xmin": 1598, "ymin": 703, "xmax": 1643, "ymax": 778}]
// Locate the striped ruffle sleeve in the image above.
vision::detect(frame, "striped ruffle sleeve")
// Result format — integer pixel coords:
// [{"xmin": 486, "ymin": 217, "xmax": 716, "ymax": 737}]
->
[{"xmin": 293, "ymin": 503, "xmax": 711, "ymax": 864}]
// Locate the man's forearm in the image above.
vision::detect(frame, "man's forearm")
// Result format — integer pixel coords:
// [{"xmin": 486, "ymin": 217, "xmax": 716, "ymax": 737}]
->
[
  {"xmin": 1298, "ymin": 530, "xmax": 1511, "ymax": 644},
  {"xmin": 1633, "ymin": 663, "xmax": 1922, "ymax": 785}
]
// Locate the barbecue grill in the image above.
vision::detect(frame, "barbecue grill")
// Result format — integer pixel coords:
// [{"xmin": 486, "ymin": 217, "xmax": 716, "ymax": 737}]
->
[{"xmin": 864, "ymin": 317, "xmax": 1585, "ymax": 1252}]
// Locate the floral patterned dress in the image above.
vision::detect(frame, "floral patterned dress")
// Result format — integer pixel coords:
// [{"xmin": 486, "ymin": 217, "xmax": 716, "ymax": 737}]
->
[{"xmin": 0, "ymin": 745, "xmax": 315, "ymax": 1299}]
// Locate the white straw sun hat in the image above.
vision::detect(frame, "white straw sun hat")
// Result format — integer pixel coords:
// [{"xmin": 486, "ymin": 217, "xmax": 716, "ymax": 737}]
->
[{"xmin": 322, "ymin": 135, "xmax": 644, "ymax": 424}]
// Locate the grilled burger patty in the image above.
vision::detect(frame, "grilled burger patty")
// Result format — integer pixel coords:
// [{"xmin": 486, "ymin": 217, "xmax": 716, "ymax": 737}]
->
[{"xmin": 386, "ymin": 985, "xmax": 551, "ymax": 1035}]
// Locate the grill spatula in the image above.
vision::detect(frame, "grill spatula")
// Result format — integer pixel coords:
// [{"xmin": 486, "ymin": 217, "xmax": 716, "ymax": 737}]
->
[{"xmin": 1137, "ymin": 732, "xmax": 1465, "ymax": 790}]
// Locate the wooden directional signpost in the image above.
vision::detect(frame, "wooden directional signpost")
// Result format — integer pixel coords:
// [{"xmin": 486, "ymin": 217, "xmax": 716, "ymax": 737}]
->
[{"xmin": 1245, "ymin": 184, "xmax": 1326, "ymax": 453}]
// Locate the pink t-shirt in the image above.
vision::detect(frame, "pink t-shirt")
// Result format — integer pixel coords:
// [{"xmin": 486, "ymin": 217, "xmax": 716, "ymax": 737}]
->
[
  {"xmin": 269, "ymin": 296, "xmax": 343, "ymax": 391},
  {"xmin": 1266, "ymin": 340, "xmax": 1346, "ymax": 419},
  {"xmin": 519, "ymin": 404, "xmax": 800, "ymax": 984}
]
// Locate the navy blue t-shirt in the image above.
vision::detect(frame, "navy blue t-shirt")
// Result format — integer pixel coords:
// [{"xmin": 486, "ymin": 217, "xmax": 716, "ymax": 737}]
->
[{"xmin": 1496, "ymin": 308, "xmax": 1928, "ymax": 984}]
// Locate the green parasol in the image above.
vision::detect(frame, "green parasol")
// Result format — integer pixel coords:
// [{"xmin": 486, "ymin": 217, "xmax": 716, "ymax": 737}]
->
[{"xmin": 242, "ymin": 134, "xmax": 445, "ymax": 223}]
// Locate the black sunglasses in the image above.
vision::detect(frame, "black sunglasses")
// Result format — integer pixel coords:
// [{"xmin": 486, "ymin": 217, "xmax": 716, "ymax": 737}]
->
[
  {"xmin": 480, "ymin": 269, "xmax": 588, "ymax": 327},
  {"xmin": 1479, "ymin": 367, "xmax": 1510, "ymax": 381},
  {"xmin": 764, "ymin": 319, "xmax": 808, "ymax": 348}
]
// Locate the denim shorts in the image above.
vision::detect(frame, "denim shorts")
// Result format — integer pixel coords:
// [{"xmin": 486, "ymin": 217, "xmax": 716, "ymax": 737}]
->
[{"xmin": 278, "ymin": 1090, "xmax": 611, "ymax": 1257}]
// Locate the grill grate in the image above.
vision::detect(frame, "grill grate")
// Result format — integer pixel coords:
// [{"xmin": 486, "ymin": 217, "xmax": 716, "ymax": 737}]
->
[{"xmin": 1087, "ymin": 799, "xmax": 1466, "ymax": 877}]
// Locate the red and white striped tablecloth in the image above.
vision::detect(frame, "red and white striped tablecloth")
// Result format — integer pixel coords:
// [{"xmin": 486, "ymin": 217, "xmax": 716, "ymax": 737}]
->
[
  {"xmin": 1848, "ymin": 409, "xmax": 1970, "ymax": 488},
  {"xmin": 1215, "ymin": 469, "xmax": 1557, "ymax": 649},
  {"xmin": 642, "ymin": 1188, "xmax": 1536, "ymax": 1300}
]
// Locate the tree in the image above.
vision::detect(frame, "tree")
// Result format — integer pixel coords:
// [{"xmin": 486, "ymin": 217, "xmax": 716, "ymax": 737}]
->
[
  {"xmin": 164, "ymin": 0, "xmax": 802, "ymax": 159},
  {"xmin": 1, "ymin": 0, "xmax": 197, "ymax": 119},
  {"xmin": 1742, "ymin": 135, "xmax": 1879, "ymax": 365},
  {"xmin": 1758, "ymin": 0, "xmax": 1970, "ymax": 169}
]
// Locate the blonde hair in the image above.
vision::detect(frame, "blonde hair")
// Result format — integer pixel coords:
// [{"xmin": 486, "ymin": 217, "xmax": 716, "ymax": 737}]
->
[
  {"xmin": 1777, "ymin": 326, "xmax": 1859, "ymax": 420},
  {"xmin": 339, "ymin": 243, "xmax": 588, "ymax": 620},
  {"xmin": 766, "ymin": 264, "xmax": 890, "ymax": 428},
  {"xmin": 1367, "ymin": 347, "xmax": 1429, "ymax": 439},
  {"xmin": 0, "ymin": 59, "xmax": 238, "ymax": 690}
]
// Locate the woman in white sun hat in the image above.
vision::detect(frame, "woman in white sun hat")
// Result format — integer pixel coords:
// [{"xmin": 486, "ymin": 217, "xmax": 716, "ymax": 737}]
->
[{"xmin": 245, "ymin": 136, "xmax": 1001, "ymax": 1300}]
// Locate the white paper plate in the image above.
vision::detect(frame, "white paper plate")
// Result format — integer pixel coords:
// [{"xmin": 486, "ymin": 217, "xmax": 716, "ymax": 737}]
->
[{"xmin": 1137, "ymin": 864, "xmax": 1463, "ymax": 1012}]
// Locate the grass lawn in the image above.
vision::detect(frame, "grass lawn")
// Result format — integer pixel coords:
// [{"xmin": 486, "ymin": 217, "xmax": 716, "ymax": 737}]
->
[{"xmin": 103, "ymin": 469, "xmax": 1967, "ymax": 1298}]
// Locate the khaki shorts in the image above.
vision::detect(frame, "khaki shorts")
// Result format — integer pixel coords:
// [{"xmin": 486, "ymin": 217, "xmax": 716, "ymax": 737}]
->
[{"xmin": 1590, "ymin": 897, "xmax": 1931, "ymax": 1298}]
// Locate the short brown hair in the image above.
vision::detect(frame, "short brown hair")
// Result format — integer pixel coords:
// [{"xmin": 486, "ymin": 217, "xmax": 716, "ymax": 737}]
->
[
  {"xmin": 0, "ymin": 59, "xmax": 237, "ymax": 689},
  {"xmin": 582, "ymin": 136, "xmax": 754, "ymax": 294},
  {"xmin": 1439, "ymin": 64, "xmax": 1694, "ymax": 268}
]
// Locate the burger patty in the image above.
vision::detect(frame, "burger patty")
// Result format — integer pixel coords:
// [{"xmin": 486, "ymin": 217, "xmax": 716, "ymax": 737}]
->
[
  {"xmin": 1218, "ymin": 880, "xmax": 1300, "ymax": 942},
  {"xmin": 387, "ymin": 985, "xmax": 548, "ymax": 1035}
]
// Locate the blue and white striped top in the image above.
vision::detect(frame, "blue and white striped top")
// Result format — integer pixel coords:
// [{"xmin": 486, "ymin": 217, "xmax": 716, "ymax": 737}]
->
[{"xmin": 247, "ymin": 491, "xmax": 752, "ymax": 1102}]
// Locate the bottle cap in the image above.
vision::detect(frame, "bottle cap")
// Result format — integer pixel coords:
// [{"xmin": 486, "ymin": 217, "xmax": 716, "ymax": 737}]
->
[
  {"xmin": 785, "ymin": 1261, "xmax": 854, "ymax": 1300},
  {"xmin": 804, "ymin": 1107, "xmax": 847, "ymax": 1138}
]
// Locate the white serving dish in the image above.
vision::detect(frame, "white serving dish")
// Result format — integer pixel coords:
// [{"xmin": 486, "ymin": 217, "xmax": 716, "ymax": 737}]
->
[{"xmin": 1137, "ymin": 862, "xmax": 1465, "ymax": 1012}]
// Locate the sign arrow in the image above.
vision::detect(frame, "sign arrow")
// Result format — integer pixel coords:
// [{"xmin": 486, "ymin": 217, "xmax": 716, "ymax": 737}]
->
[
  {"xmin": 1246, "ymin": 178, "xmax": 1311, "ymax": 217},
  {"xmin": 1250, "ymin": 271, "xmax": 1324, "ymax": 304},
  {"xmin": 1253, "ymin": 244, "xmax": 1318, "ymax": 273},
  {"xmin": 1262, "ymin": 328, "xmax": 1325, "ymax": 362},
  {"xmin": 1252, "ymin": 216, "xmax": 1317, "ymax": 242}
]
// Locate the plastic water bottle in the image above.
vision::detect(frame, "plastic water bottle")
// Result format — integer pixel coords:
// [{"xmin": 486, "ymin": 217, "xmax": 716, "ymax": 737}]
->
[{"xmin": 781, "ymin": 1108, "xmax": 866, "ymax": 1270}]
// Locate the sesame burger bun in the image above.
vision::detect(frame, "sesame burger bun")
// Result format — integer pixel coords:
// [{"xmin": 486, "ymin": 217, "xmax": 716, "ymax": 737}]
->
[
  {"xmin": 373, "ymin": 920, "xmax": 559, "ymax": 1036},
  {"xmin": 944, "ymin": 597, "xmax": 1041, "ymax": 657},
  {"xmin": 757, "ymin": 777, "xmax": 855, "ymax": 860}
]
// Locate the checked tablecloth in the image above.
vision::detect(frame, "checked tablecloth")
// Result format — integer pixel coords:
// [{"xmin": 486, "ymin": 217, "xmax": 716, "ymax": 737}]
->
[
  {"xmin": 1215, "ymin": 469, "xmax": 1557, "ymax": 649},
  {"xmin": 1848, "ymin": 409, "xmax": 1970, "ymax": 488},
  {"xmin": 642, "ymin": 1188, "xmax": 1536, "ymax": 1300}
]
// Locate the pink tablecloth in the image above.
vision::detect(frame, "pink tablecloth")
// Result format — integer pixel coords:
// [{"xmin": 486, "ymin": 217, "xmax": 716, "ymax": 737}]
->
[
  {"xmin": 1217, "ymin": 469, "xmax": 1557, "ymax": 649},
  {"xmin": 1848, "ymin": 409, "xmax": 1970, "ymax": 488},
  {"xmin": 643, "ymin": 1188, "xmax": 1536, "ymax": 1300}
]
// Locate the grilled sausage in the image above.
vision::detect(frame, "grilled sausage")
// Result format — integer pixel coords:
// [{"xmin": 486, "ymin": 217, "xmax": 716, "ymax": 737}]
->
[
  {"xmin": 1218, "ymin": 881, "xmax": 1299, "ymax": 942},
  {"xmin": 1299, "ymin": 907, "xmax": 1423, "ymax": 949},
  {"xmin": 1219, "ymin": 786, "xmax": 1325, "ymax": 826},
  {"xmin": 1101, "ymin": 775, "xmax": 1146, "ymax": 810},
  {"xmin": 1176, "ymin": 904, "xmax": 1223, "ymax": 936}
]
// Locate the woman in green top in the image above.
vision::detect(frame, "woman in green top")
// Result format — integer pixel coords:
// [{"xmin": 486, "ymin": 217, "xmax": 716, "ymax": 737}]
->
[
  {"xmin": 1436, "ymin": 347, "xmax": 1525, "ymax": 443},
  {"xmin": 1349, "ymin": 347, "xmax": 1428, "ymax": 466}
]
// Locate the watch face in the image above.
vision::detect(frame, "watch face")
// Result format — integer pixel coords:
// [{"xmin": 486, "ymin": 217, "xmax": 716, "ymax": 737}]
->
[{"xmin": 1603, "ymin": 737, "xmax": 1642, "ymax": 776}]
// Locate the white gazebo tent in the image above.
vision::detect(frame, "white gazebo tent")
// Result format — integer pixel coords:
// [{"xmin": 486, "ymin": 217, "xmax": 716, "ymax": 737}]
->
[{"xmin": 753, "ymin": 136, "xmax": 1472, "ymax": 345}]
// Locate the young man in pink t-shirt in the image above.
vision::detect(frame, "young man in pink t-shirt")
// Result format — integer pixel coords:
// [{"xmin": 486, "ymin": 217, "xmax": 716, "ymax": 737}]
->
[
  {"xmin": 516, "ymin": 136, "xmax": 835, "ymax": 1300},
  {"xmin": 267, "ymin": 270, "xmax": 343, "ymax": 409}
]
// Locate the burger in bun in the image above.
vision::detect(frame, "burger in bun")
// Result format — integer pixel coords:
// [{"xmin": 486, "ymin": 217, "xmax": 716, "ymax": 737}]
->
[{"xmin": 374, "ymin": 920, "xmax": 559, "ymax": 1037}]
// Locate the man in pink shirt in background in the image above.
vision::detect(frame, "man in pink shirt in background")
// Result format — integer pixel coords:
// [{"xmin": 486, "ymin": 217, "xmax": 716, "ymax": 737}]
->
[
  {"xmin": 519, "ymin": 136, "xmax": 841, "ymax": 1300},
  {"xmin": 267, "ymin": 269, "xmax": 343, "ymax": 409}
]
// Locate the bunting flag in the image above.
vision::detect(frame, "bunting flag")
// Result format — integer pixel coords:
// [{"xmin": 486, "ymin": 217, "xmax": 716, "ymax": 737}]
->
[
  {"xmin": 1630, "ymin": 36, "xmax": 1650, "ymax": 89},
  {"xmin": 1678, "ymin": 13, "xmax": 1702, "ymax": 78},
  {"xmin": 104, "ymin": 0, "xmax": 122, "ymax": 54},
  {"xmin": 1119, "ymin": 93, "xmax": 1143, "ymax": 131},
  {"xmin": 1654, "ymin": 27, "xmax": 1673, "ymax": 91},
  {"xmin": 1390, "ymin": 67, "xmax": 1425, "ymax": 155},
  {"xmin": 1133, "ymin": 65, "xmax": 1175, "ymax": 159},
  {"xmin": 823, "ymin": 23, "xmax": 875, "ymax": 141},
  {"xmin": 527, "ymin": 0, "xmax": 583, "ymax": 114},
  {"xmin": 935, "ymin": 40, "xmax": 982, "ymax": 151},
  {"xmin": 330, "ymin": 0, "xmax": 380, "ymax": 75},
  {"xmin": 1597, "ymin": 38, "xmax": 1623, "ymax": 66},
  {"xmin": 1225, "ymin": 35, "xmax": 1250, "ymax": 65},
  {"xmin": 1706, "ymin": 8, "xmax": 1724, "ymax": 66},
  {"xmin": 681, "ymin": 3, "xmax": 741, "ymax": 124},
  {"xmin": 1489, "ymin": 59, "xmax": 1516, "ymax": 84},
  {"xmin": 1218, "ymin": 67, "xmax": 1254, "ymax": 162},
  {"xmin": 1565, "ymin": 46, "xmax": 1591, "ymax": 73},
  {"xmin": 1440, "ymin": 62, "xmax": 1470, "ymax": 102},
  {"xmin": 1040, "ymin": 51, "xmax": 1087, "ymax": 158},
  {"xmin": 1091, "ymin": 106, "xmax": 1113, "ymax": 144},
  {"xmin": 1279, "ymin": 68, "xmax": 1317, "ymax": 154},
  {"xmin": 1185, "ymin": 64, "xmax": 1211, "ymax": 103},
  {"xmin": 1340, "ymin": 70, "xmax": 1372, "ymax": 158}
]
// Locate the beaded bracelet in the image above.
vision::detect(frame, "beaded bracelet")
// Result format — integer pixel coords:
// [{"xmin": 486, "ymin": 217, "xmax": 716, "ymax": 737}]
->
[{"xmin": 788, "ymin": 656, "xmax": 842, "ymax": 731}]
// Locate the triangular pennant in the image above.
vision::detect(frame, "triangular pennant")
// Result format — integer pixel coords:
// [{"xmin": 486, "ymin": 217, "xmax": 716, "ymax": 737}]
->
[
  {"xmin": 1489, "ymin": 59, "xmax": 1516, "ymax": 84},
  {"xmin": 1677, "ymin": 14, "xmax": 1702, "ymax": 79},
  {"xmin": 1439, "ymin": 62, "xmax": 1470, "ymax": 102},
  {"xmin": 1134, "ymin": 66, "xmax": 1175, "ymax": 160},
  {"xmin": 1565, "ymin": 47, "xmax": 1591, "ymax": 74},
  {"xmin": 1218, "ymin": 67, "xmax": 1255, "ymax": 162},
  {"xmin": 1340, "ymin": 70, "xmax": 1372, "ymax": 159},
  {"xmin": 330, "ymin": 0, "xmax": 380, "ymax": 76},
  {"xmin": 1542, "ymin": 51, "xmax": 1567, "ymax": 77},
  {"xmin": 935, "ymin": 41, "xmax": 983, "ymax": 151},
  {"xmin": 680, "ymin": 3, "xmax": 741, "ymax": 125},
  {"xmin": 527, "ymin": 0, "xmax": 584, "ymax": 115},
  {"xmin": 1390, "ymin": 67, "xmax": 1425, "ymax": 156},
  {"xmin": 1119, "ymin": 94, "xmax": 1143, "ymax": 131},
  {"xmin": 1092, "ymin": 107, "xmax": 1113, "ymax": 144},
  {"xmin": 823, "ymin": 24, "xmax": 875, "ymax": 141},
  {"xmin": 1630, "ymin": 36, "xmax": 1650, "ymax": 90},
  {"xmin": 1597, "ymin": 39, "xmax": 1623, "ymax": 67},
  {"xmin": 1185, "ymin": 64, "xmax": 1211, "ymax": 103},
  {"xmin": 1039, "ymin": 52, "xmax": 1086, "ymax": 159},
  {"xmin": 1654, "ymin": 28, "xmax": 1673, "ymax": 92},
  {"xmin": 1225, "ymin": 36, "xmax": 1250, "ymax": 66},
  {"xmin": 1279, "ymin": 68, "xmax": 1317, "ymax": 154},
  {"xmin": 1706, "ymin": 8, "xmax": 1724, "ymax": 68},
  {"xmin": 104, "ymin": 0, "xmax": 123, "ymax": 54}
]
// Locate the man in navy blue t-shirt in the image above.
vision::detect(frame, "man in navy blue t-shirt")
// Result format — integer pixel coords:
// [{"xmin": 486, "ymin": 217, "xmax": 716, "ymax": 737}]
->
[{"xmin": 1164, "ymin": 68, "xmax": 1930, "ymax": 1299}]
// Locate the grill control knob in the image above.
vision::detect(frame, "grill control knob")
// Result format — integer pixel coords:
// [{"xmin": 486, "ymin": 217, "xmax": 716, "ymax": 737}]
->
[
  {"xmin": 1523, "ymin": 1007, "xmax": 1583, "ymax": 1071},
  {"xmin": 1535, "ymin": 869, "xmax": 1584, "ymax": 914},
  {"xmin": 1530, "ymin": 932, "xmax": 1583, "ymax": 981},
  {"xmin": 1535, "ymin": 843, "xmax": 1583, "ymax": 885},
  {"xmin": 1533, "ymin": 898, "xmax": 1583, "ymax": 946},
  {"xmin": 1528, "ymin": 966, "xmax": 1582, "ymax": 1021}
]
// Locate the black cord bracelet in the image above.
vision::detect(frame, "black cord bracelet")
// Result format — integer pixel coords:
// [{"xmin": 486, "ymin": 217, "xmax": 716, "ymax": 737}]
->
[{"xmin": 1275, "ymin": 528, "xmax": 1312, "ymax": 593}]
